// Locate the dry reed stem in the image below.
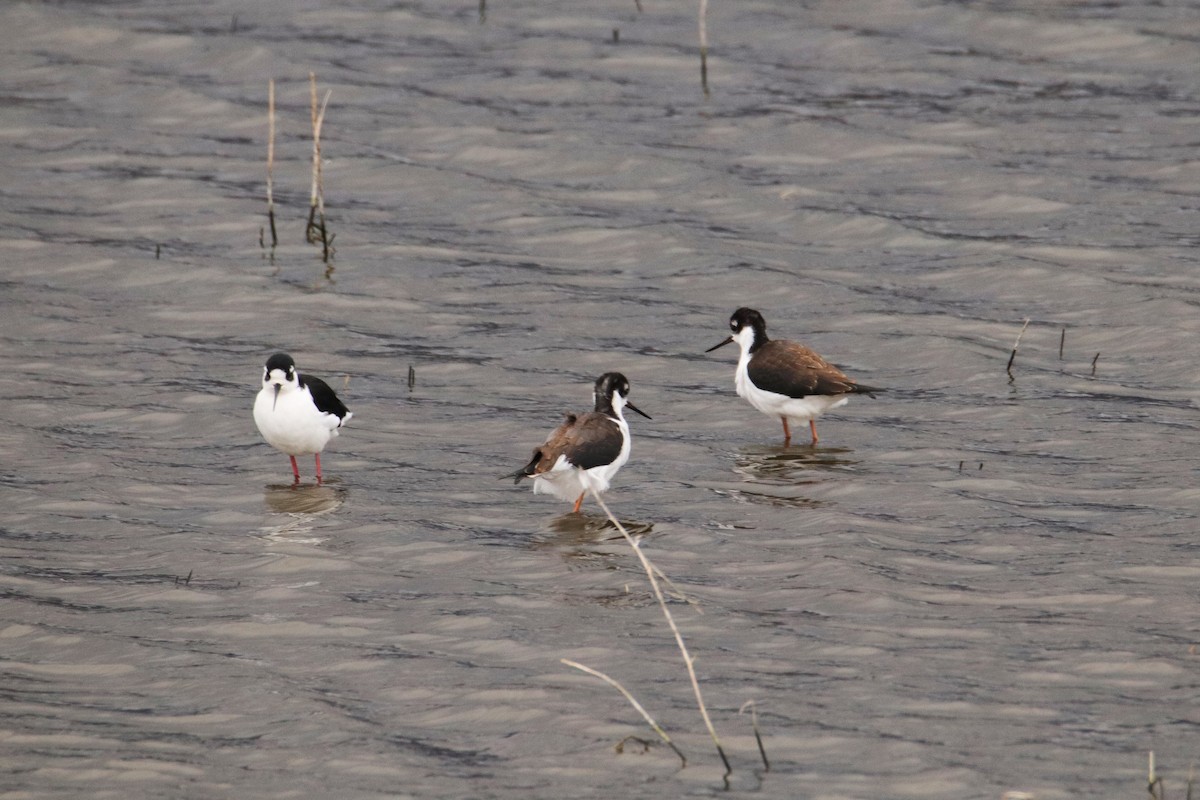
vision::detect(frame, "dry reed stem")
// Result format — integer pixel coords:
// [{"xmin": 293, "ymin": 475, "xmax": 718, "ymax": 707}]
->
[
  {"xmin": 698, "ymin": 0, "xmax": 710, "ymax": 98},
  {"xmin": 590, "ymin": 490, "xmax": 731, "ymax": 777},
  {"xmin": 1005, "ymin": 317, "xmax": 1030, "ymax": 376},
  {"xmin": 266, "ymin": 79, "xmax": 278, "ymax": 248},
  {"xmin": 306, "ymin": 73, "xmax": 334, "ymax": 263},
  {"xmin": 308, "ymin": 73, "xmax": 319, "ymax": 214},
  {"xmin": 1058, "ymin": 327, "xmax": 1065, "ymax": 360},
  {"xmin": 1149, "ymin": 751, "xmax": 1163, "ymax": 800},
  {"xmin": 738, "ymin": 700, "xmax": 769, "ymax": 771},
  {"xmin": 561, "ymin": 658, "xmax": 686, "ymax": 767},
  {"xmin": 650, "ymin": 562, "xmax": 702, "ymax": 611}
]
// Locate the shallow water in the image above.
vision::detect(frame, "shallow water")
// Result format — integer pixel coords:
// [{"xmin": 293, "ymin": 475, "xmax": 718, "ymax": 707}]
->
[{"xmin": 3, "ymin": 1, "xmax": 1200, "ymax": 797}]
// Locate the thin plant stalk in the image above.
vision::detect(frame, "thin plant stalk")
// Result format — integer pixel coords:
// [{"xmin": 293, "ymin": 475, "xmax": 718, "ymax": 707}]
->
[
  {"xmin": 1149, "ymin": 750, "xmax": 1163, "ymax": 800},
  {"xmin": 651, "ymin": 562, "xmax": 702, "ymax": 611},
  {"xmin": 590, "ymin": 490, "xmax": 731, "ymax": 777},
  {"xmin": 698, "ymin": 0, "xmax": 710, "ymax": 98},
  {"xmin": 266, "ymin": 79, "xmax": 278, "ymax": 248},
  {"xmin": 307, "ymin": 72, "xmax": 318, "ymax": 241},
  {"xmin": 739, "ymin": 700, "xmax": 770, "ymax": 771},
  {"xmin": 306, "ymin": 73, "xmax": 334, "ymax": 264},
  {"xmin": 1005, "ymin": 317, "xmax": 1030, "ymax": 376},
  {"xmin": 561, "ymin": 658, "xmax": 686, "ymax": 767}
]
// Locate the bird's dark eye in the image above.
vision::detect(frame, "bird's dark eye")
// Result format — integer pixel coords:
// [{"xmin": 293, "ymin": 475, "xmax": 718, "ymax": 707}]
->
[
  {"xmin": 730, "ymin": 321, "xmax": 736, "ymax": 331},
  {"xmin": 287, "ymin": 368, "xmax": 295, "ymax": 380}
]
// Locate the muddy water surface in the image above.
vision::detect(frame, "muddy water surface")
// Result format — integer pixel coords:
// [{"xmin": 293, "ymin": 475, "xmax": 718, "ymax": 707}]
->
[{"xmin": 3, "ymin": 1, "xmax": 1200, "ymax": 797}]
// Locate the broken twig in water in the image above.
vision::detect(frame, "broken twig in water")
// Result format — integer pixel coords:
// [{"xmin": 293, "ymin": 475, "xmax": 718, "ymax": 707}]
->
[
  {"xmin": 697, "ymin": 0, "xmax": 710, "ymax": 98},
  {"xmin": 266, "ymin": 79, "xmax": 278, "ymax": 241},
  {"xmin": 739, "ymin": 700, "xmax": 770, "ymax": 771},
  {"xmin": 1091, "ymin": 352, "xmax": 1100, "ymax": 376},
  {"xmin": 1058, "ymin": 327, "xmax": 1065, "ymax": 360},
  {"xmin": 305, "ymin": 73, "xmax": 334, "ymax": 265},
  {"xmin": 1149, "ymin": 751, "xmax": 1163, "ymax": 800},
  {"xmin": 561, "ymin": 659, "xmax": 686, "ymax": 767},
  {"xmin": 265, "ymin": 79, "xmax": 278, "ymax": 250},
  {"xmin": 1005, "ymin": 318, "xmax": 1030, "ymax": 376},
  {"xmin": 590, "ymin": 490, "xmax": 731, "ymax": 778}
]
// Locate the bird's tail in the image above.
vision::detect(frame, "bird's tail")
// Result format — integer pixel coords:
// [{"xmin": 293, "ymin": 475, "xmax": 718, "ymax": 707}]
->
[
  {"xmin": 853, "ymin": 383, "xmax": 885, "ymax": 398},
  {"xmin": 501, "ymin": 449, "xmax": 542, "ymax": 484}
]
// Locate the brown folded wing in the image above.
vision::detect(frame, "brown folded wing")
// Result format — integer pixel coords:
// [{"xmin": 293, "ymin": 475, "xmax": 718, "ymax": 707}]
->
[
  {"xmin": 524, "ymin": 411, "xmax": 622, "ymax": 476},
  {"xmin": 748, "ymin": 340, "xmax": 866, "ymax": 398}
]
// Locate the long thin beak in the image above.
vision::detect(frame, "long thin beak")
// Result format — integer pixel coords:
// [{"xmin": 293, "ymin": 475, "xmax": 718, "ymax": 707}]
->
[
  {"xmin": 271, "ymin": 383, "xmax": 281, "ymax": 410},
  {"xmin": 705, "ymin": 336, "xmax": 734, "ymax": 353},
  {"xmin": 625, "ymin": 400, "xmax": 652, "ymax": 420}
]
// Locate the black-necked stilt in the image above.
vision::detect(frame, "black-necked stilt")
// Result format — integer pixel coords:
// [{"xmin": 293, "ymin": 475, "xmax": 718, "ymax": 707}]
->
[
  {"xmin": 706, "ymin": 307, "xmax": 882, "ymax": 446},
  {"xmin": 507, "ymin": 372, "xmax": 651, "ymax": 513},
  {"xmin": 253, "ymin": 352, "xmax": 352, "ymax": 483}
]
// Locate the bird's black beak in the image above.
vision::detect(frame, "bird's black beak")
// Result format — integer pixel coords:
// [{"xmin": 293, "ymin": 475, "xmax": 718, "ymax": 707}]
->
[
  {"xmin": 626, "ymin": 401, "xmax": 652, "ymax": 420},
  {"xmin": 271, "ymin": 383, "xmax": 281, "ymax": 410},
  {"xmin": 705, "ymin": 336, "xmax": 734, "ymax": 353}
]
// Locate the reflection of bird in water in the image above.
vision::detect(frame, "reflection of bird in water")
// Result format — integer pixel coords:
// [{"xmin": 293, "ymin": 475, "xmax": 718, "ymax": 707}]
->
[
  {"xmin": 263, "ymin": 482, "xmax": 347, "ymax": 515},
  {"xmin": 506, "ymin": 372, "xmax": 651, "ymax": 513},
  {"xmin": 707, "ymin": 307, "xmax": 882, "ymax": 446},
  {"xmin": 253, "ymin": 352, "xmax": 352, "ymax": 484},
  {"xmin": 541, "ymin": 512, "xmax": 654, "ymax": 543},
  {"xmin": 720, "ymin": 446, "xmax": 859, "ymax": 510},
  {"xmin": 733, "ymin": 445, "xmax": 859, "ymax": 483},
  {"xmin": 531, "ymin": 513, "xmax": 656, "ymax": 571},
  {"xmin": 260, "ymin": 482, "xmax": 347, "ymax": 544}
]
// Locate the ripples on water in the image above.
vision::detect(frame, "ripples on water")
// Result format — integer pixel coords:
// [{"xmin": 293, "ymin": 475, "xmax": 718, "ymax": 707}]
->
[{"xmin": 2, "ymin": 0, "xmax": 1200, "ymax": 797}]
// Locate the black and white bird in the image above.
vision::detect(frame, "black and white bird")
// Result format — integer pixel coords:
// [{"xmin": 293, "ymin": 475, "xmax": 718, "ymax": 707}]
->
[
  {"xmin": 706, "ymin": 307, "xmax": 881, "ymax": 446},
  {"xmin": 507, "ymin": 372, "xmax": 651, "ymax": 513},
  {"xmin": 253, "ymin": 352, "xmax": 352, "ymax": 483}
]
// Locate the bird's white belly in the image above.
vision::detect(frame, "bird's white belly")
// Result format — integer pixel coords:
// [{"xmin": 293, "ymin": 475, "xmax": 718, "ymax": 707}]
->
[
  {"xmin": 253, "ymin": 389, "xmax": 345, "ymax": 456},
  {"xmin": 735, "ymin": 360, "xmax": 849, "ymax": 422}
]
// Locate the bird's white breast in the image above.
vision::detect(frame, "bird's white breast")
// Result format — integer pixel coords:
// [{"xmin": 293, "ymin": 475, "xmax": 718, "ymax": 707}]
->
[{"xmin": 253, "ymin": 385, "xmax": 345, "ymax": 456}]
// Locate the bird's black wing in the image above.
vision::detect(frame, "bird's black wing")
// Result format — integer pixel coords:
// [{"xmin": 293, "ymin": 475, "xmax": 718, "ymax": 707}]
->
[{"xmin": 301, "ymin": 374, "xmax": 350, "ymax": 420}]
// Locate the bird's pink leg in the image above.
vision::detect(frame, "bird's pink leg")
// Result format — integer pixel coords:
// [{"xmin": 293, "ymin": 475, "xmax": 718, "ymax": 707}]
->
[
  {"xmin": 289, "ymin": 456, "xmax": 301, "ymax": 484},
  {"xmin": 314, "ymin": 453, "xmax": 323, "ymax": 485},
  {"xmin": 809, "ymin": 420, "xmax": 819, "ymax": 445},
  {"xmin": 781, "ymin": 418, "xmax": 791, "ymax": 447},
  {"xmin": 572, "ymin": 493, "xmax": 584, "ymax": 513}
]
